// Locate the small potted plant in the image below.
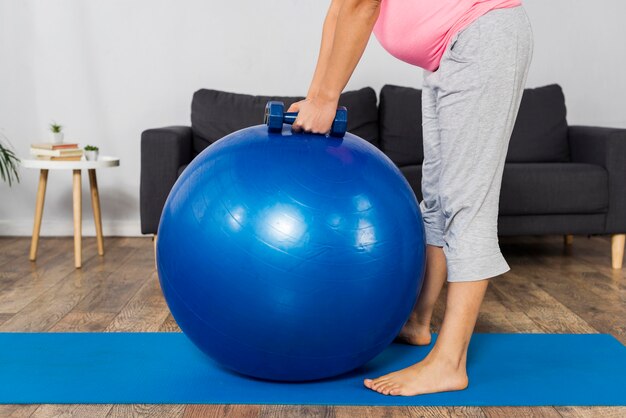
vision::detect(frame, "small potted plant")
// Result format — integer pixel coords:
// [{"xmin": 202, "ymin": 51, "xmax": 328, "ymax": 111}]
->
[
  {"xmin": 84, "ymin": 145, "xmax": 99, "ymax": 161},
  {"xmin": 49, "ymin": 122, "xmax": 64, "ymax": 144}
]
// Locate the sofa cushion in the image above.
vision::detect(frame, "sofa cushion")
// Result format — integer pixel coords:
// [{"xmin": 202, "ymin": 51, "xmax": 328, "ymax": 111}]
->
[
  {"xmin": 499, "ymin": 163, "xmax": 608, "ymax": 215},
  {"xmin": 379, "ymin": 85, "xmax": 423, "ymax": 166},
  {"xmin": 507, "ymin": 84, "xmax": 570, "ymax": 162},
  {"xmin": 191, "ymin": 87, "xmax": 379, "ymax": 153},
  {"xmin": 378, "ymin": 84, "xmax": 570, "ymax": 165}
]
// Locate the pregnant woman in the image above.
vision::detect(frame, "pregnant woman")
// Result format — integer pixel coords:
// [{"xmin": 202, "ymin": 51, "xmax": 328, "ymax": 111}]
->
[{"xmin": 289, "ymin": 0, "xmax": 533, "ymax": 396}]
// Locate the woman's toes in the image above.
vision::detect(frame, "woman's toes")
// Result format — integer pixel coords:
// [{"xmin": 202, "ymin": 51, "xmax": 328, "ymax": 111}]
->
[
  {"xmin": 379, "ymin": 382, "xmax": 393, "ymax": 395},
  {"xmin": 371, "ymin": 379, "xmax": 386, "ymax": 390},
  {"xmin": 366, "ymin": 374, "xmax": 402, "ymax": 394},
  {"xmin": 384, "ymin": 387, "xmax": 394, "ymax": 395}
]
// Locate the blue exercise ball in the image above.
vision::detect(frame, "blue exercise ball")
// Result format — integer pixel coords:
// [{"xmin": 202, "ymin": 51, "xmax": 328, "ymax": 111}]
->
[{"xmin": 156, "ymin": 125, "xmax": 426, "ymax": 381}]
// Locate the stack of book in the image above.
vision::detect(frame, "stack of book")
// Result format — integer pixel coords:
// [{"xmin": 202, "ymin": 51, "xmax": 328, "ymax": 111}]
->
[{"xmin": 31, "ymin": 143, "xmax": 83, "ymax": 161}]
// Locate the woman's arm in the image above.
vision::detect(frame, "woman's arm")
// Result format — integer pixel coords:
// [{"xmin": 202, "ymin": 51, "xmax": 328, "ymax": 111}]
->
[
  {"xmin": 291, "ymin": 0, "xmax": 381, "ymax": 134},
  {"xmin": 304, "ymin": 0, "xmax": 343, "ymax": 99}
]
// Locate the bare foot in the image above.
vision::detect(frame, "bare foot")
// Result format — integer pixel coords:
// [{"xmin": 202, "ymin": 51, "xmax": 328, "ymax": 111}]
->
[
  {"xmin": 363, "ymin": 355, "xmax": 468, "ymax": 396},
  {"xmin": 395, "ymin": 316, "xmax": 432, "ymax": 346}
]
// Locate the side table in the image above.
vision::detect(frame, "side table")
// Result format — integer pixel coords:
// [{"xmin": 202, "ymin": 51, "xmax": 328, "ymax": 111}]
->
[{"xmin": 21, "ymin": 157, "xmax": 121, "ymax": 268}]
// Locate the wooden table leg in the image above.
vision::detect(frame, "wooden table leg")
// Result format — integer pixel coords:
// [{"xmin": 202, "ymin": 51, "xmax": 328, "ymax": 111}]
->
[
  {"xmin": 88, "ymin": 169, "xmax": 104, "ymax": 256},
  {"xmin": 612, "ymin": 234, "xmax": 625, "ymax": 269},
  {"xmin": 29, "ymin": 169, "xmax": 49, "ymax": 261},
  {"xmin": 564, "ymin": 234, "xmax": 574, "ymax": 246},
  {"xmin": 73, "ymin": 169, "xmax": 82, "ymax": 268}
]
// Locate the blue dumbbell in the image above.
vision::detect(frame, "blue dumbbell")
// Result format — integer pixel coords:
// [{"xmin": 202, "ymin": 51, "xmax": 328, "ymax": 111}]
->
[{"xmin": 264, "ymin": 101, "xmax": 348, "ymax": 138}]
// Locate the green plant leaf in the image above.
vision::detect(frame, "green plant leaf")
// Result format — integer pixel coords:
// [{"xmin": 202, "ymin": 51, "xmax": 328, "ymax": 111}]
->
[{"xmin": 0, "ymin": 140, "xmax": 20, "ymax": 186}]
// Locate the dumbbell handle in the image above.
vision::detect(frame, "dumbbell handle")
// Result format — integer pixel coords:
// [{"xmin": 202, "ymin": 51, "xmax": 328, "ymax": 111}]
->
[{"xmin": 283, "ymin": 112, "xmax": 299, "ymax": 125}]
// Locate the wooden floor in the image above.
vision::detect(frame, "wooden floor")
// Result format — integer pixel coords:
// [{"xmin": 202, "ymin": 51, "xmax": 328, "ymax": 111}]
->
[{"xmin": 0, "ymin": 235, "xmax": 624, "ymax": 417}]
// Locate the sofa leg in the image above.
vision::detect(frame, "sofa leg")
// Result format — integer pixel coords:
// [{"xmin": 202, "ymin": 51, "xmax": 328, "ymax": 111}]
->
[
  {"xmin": 153, "ymin": 234, "xmax": 158, "ymax": 270},
  {"xmin": 564, "ymin": 235, "xmax": 574, "ymax": 246},
  {"xmin": 612, "ymin": 234, "xmax": 625, "ymax": 269}
]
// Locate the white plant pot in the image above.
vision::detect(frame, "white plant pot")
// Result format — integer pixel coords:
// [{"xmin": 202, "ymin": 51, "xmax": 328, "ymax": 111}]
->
[
  {"xmin": 49, "ymin": 132, "xmax": 64, "ymax": 144},
  {"xmin": 85, "ymin": 150, "xmax": 99, "ymax": 161}
]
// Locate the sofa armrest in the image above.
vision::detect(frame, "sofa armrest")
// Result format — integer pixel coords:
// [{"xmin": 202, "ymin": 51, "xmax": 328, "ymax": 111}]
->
[
  {"xmin": 569, "ymin": 125, "xmax": 626, "ymax": 233},
  {"xmin": 140, "ymin": 126, "xmax": 193, "ymax": 234}
]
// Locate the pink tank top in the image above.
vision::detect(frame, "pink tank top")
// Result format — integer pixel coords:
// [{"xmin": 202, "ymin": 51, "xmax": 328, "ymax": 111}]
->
[{"xmin": 373, "ymin": 0, "xmax": 522, "ymax": 71}]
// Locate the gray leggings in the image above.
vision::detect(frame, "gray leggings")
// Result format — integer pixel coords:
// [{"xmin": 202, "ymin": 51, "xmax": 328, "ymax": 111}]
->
[{"xmin": 420, "ymin": 6, "xmax": 533, "ymax": 282}]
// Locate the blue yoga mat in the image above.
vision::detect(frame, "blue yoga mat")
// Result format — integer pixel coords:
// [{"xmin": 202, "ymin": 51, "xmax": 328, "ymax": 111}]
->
[{"xmin": 1, "ymin": 332, "xmax": 625, "ymax": 406}]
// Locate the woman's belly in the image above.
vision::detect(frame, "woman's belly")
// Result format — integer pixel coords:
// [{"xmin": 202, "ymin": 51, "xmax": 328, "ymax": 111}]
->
[{"xmin": 373, "ymin": 0, "xmax": 522, "ymax": 71}]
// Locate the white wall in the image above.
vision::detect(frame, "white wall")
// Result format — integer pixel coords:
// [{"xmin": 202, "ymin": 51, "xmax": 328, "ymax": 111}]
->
[{"xmin": 1, "ymin": 0, "xmax": 625, "ymax": 236}]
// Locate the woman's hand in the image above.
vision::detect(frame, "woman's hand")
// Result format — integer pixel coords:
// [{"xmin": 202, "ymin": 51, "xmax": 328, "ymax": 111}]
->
[{"xmin": 289, "ymin": 96, "xmax": 339, "ymax": 135}]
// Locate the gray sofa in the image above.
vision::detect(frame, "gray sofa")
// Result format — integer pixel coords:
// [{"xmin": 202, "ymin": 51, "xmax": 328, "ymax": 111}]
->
[{"xmin": 141, "ymin": 84, "xmax": 626, "ymax": 268}]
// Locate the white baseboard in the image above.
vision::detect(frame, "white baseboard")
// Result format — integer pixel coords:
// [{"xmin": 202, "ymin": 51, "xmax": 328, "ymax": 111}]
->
[{"xmin": 0, "ymin": 219, "xmax": 144, "ymax": 237}]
